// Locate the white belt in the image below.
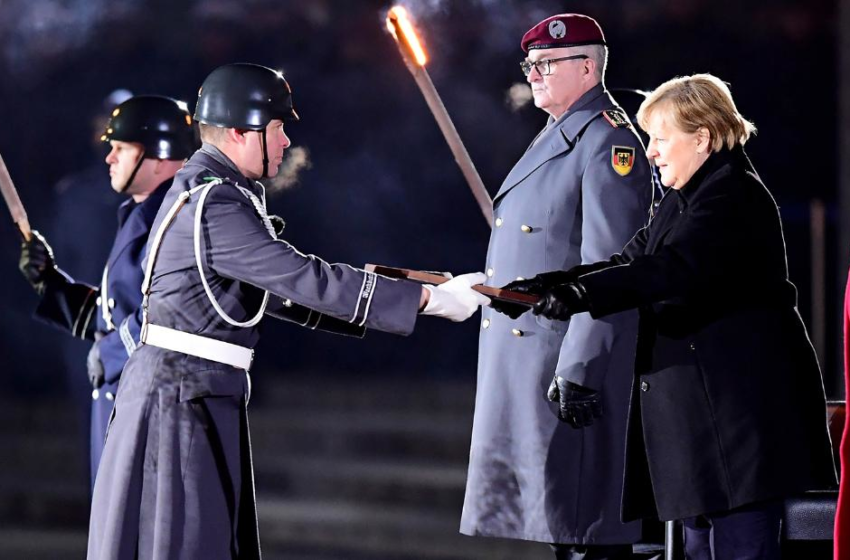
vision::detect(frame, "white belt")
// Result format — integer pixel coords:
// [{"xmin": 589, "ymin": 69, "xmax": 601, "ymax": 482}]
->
[{"xmin": 141, "ymin": 324, "xmax": 254, "ymax": 371}]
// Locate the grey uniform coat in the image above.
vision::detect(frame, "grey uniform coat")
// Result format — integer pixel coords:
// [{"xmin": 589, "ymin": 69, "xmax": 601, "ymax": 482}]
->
[
  {"xmin": 460, "ymin": 85, "xmax": 652, "ymax": 544},
  {"xmin": 87, "ymin": 145, "xmax": 422, "ymax": 560}
]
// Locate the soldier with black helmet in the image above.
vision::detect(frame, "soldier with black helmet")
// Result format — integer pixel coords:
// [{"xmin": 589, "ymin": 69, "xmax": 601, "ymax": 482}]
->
[
  {"xmin": 18, "ymin": 95, "xmax": 197, "ymax": 486},
  {"xmin": 86, "ymin": 63, "xmax": 488, "ymax": 559}
]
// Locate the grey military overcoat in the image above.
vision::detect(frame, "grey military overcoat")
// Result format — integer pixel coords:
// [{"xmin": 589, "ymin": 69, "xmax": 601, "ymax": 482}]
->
[
  {"xmin": 460, "ymin": 85, "xmax": 652, "ymax": 544},
  {"xmin": 87, "ymin": 145, "xmax": 423, "ymax": 560}
]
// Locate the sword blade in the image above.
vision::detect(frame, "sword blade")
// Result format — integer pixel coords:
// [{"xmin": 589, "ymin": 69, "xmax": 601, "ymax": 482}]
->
[{"xmin": 0, "ymin": 153, "xmax": 31, "ymax": 241}]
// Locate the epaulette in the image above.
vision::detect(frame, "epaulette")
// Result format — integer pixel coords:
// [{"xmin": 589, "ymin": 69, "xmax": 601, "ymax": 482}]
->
[{"xmin": 602, "ymin": 108, "xmax": 631, "ymax": 129}]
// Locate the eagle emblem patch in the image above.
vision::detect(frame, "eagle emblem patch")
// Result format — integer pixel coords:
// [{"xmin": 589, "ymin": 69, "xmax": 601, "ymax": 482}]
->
[{"xmin": 611, "ymin": 146, "xmax": 635, "ymax": 176}]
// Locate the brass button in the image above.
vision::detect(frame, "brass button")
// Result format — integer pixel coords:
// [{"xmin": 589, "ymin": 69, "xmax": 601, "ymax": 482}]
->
[
  {"xmin": 108, "ymin": 298, "xmax": 116, "ymax": 309},
  {"xmin": 95, "ymin": 296, "xmax": 103, "ymax": 306},
  {"xmin": 495, "ymin": 217, "xmax": 503, "ymax": 227},
  {"xmin": 91, "ymin": 389, "xmax": 100, "ymax": 400},
  {"xmin": 511, "ymin": 328, "xmax": 523, "ymax": 337},
  {"xmin": 640, "ymin": 381, "xmax": 649, "ymax": 392},
  {"xmin": 283, "ymin": 299, "xmax": 293, "ymax": 307},
  {"xmin": 486, "ymin": 268, "xmax": 494, "ymax": 277},
  {"xmin": 521, "ymin": 224, "xmax": 533, "ymax": 233},
  {"xmin": 482, "ymin": 318, "xmax": 491, "ymax": 329},
  {"xmin": 105, "ymin": 392, "xmax": 115, "ymax": 401}
]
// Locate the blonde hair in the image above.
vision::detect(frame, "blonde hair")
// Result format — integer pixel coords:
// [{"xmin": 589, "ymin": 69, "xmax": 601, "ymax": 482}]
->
[{"xmin": 637, "ymin": 73, "xmax": 756, "ymax": 152}]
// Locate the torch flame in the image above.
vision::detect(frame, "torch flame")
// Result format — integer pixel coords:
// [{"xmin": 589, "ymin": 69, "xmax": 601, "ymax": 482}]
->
[{"xmin": 386, "ymin": 6, "xmax": 428, "ymax": 66}]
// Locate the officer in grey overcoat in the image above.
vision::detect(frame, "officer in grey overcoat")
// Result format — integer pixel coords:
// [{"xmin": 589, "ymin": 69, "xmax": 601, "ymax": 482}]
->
[
  {"xmin": 18, "ymin": 96, "xmax": 197, "ymax": 486},
  {"xmin": 86, "ymin": 63, "xmax": 489, "ymax": 560},
  {"xmin": 459, "ymin": 15, "xmax": 652, "ymax": 560}
]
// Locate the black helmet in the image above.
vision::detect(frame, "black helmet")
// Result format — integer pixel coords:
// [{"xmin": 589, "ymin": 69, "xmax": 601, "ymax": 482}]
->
[
  {"xmin": 101, "ymin": 95, "xmax": 197, "ymax": 160},
  {"xmin": 194, "ymin": 63, "xmax": 299, "ymax": 130}
]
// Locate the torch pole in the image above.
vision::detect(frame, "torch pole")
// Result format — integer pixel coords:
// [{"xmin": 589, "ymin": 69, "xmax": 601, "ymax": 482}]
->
[
  {"xmin": 0, "ymin": 153, "xmax": 32, "ymax": 241},
  {"xmin": 408, "ymin": 67, "xmax": 494, "ymax": 228},
  {"xmin": 387, "ymin": 9, "xmax": 493, "ymax": 228}
]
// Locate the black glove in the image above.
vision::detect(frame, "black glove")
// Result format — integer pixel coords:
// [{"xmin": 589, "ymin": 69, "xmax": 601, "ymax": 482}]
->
[
  {"xmin": 268, "ymin": 214, "xmax": 286, "ymax": 237},
  {"xmin": 502, "ymin": 271, "xmax": 576, "ymax": 296},
  {"xmin": 87, "ymin": 336, "xmax": 105, "ymax": 390},
  {"xmin": 19, "ymin": 230, "xmax": 60, "ymax": 295},
  {"xmin": 547, "ymin": 376, "xmax": 602, "ymax": 428},
  {"xmin": 489, "ymin": 271, "xmax": 574, "ymax": 319},
  {"xmin": 489, "ymin": 298, "xmax": 529, "ymax": 319},
  {"xmin": 532, "ymin": 282, "xmax": 590, "ymax": 321}
]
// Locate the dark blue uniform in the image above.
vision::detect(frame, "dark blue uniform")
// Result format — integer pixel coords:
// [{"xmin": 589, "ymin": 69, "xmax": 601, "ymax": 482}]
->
[{"xmin": 36, "ymin": 180, "xmax": 170, "ymax": 483}]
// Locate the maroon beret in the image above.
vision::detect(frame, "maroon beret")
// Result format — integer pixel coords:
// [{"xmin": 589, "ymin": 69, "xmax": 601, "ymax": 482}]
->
[{"xmin": 521, "ymin": 14, "xmax": 606, "ymax": 53}]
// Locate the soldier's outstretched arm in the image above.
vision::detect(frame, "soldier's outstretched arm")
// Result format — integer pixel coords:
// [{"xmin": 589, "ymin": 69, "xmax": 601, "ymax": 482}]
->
[
  {"xmin": 265, "ymin": 298, "xmax": 366, "ymax": 338},
  {"xmin": 199, "ymin": 189, "xmax": 485, "ymax": 334}
]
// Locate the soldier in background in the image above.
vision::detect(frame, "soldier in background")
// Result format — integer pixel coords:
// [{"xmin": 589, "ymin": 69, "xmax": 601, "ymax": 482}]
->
[
  {"xmin": 18, "ymin": 95, "xmax": 197, "ymax": 485},
  {"xmin": 462, "ymin": 14, "xmax": 652, "ymax": 560}
]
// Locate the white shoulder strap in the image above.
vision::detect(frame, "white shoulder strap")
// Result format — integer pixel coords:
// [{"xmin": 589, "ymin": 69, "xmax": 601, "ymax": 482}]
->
[
  {"xmin": 193, "ymin": 180, "xmax": 270, "ymax": 328},
  {"xmin": 140, "ymin": 178, "xmax": 271, "ymax": 339}
]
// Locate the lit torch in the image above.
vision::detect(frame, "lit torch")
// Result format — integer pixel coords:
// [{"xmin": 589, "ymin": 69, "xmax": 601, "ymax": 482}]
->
[{"xmin": 386, "ymin": 6, "xmax": 493, "ymax": 228}]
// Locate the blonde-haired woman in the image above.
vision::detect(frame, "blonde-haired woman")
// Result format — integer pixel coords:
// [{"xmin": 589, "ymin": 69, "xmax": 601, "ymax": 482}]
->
[{"xmin": 498, "ymin": 74, "xmax": 836, "ymax": 558}]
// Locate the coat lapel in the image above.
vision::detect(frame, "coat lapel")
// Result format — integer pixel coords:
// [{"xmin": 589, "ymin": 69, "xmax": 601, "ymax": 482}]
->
[
  {"xmin": 494, "ymin": 122, "xmax": 572, "ymax": 203},
  {"xmin": 104, "ymin": 180, "xmax": 171, "ymax": 271},
  {"xmin": 493, "ymin": 85, "xmax": 614, "ymax": 204}
]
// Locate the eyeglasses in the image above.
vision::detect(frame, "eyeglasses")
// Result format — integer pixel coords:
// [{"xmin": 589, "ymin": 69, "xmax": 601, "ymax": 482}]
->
[{"xmin": 520, "ymin": 55, "xmax": 589, "ymax": 77}]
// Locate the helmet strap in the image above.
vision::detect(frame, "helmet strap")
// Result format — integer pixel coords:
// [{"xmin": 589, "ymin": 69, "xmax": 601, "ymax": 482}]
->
[
  {"xmin": 259, "ymin": 128, "xmax": 270, "ymax": 178},
  {"xmin": 121, "ymin": 150, "xmax": 146, "ymax": 193}
]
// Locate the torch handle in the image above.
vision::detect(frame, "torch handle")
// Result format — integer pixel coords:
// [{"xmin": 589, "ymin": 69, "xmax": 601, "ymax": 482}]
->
[
  {"xmin": 366, "ymin": 264, "xmax": 539, "ymax": 306},
  {"xmin": 410, "ymin": 69, "xmax": 494, "ymax": 228},
  {"xmin": 0, "ymin": 153, "xmax": 31, "ymax": 242}
]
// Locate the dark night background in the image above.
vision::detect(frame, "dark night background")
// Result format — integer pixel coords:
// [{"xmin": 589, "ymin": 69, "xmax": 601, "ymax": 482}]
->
[{"xmin": 0, "ymin": 0, "xmax": 841, "ymax": 558}]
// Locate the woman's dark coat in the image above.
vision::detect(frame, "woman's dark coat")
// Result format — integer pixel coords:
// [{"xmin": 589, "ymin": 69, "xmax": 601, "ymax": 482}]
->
[{"xmin": 575, "ymin": 145, "xmax": 836, "ymax": 521}]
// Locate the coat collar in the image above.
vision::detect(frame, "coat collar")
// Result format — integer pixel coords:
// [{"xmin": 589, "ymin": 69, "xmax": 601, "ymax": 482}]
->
[
  {"xmin": 107, "ymin": 177, "xmax": 174, "ymax": 270},
  {"xmin": 675, "ymin": 144, "xmax": 752, "ymax": 209},
  {"xmin": 494, "ymin": 84, "xmax": 615, "ymax": 203},
  {"xmin": 193, "ymin": 143, "xmax": 262, "ymax": 195},
  {"xmin": 116, "ymin": 177, "xmax": 172, "ymax": 227}
]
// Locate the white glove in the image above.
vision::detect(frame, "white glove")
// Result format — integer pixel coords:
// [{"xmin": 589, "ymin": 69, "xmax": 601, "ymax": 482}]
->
[{"xmin": 421, "ymin": 272, "xmax": 491, "ymax": 322}]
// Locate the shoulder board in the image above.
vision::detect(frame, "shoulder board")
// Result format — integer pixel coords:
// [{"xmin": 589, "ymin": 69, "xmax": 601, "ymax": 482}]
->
[{"xmin": 602, "ymin": 109, "xmax": 631, "ymax": 129}]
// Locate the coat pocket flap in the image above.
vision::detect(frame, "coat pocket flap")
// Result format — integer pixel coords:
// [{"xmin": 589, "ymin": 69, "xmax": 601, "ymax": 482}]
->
[{"xmin": 179, "ymin": 369, "xmax": 247, "ymax": 402}]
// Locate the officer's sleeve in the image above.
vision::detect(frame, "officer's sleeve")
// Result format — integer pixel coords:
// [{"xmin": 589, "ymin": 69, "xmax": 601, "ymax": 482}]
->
[
  {"xmin": 555, "ymin": 130, "xmax": 652, "ymax": 391},
  {"xmin": 96, "ymin": 305, "xmax": 144, "ymax": 384},
  {"xmin": 34, "ymin": 268, "xmax": 98, "ymax": 341},
  {"xmin": 201, "ymin": 190, "xmax": 421, "ymax": 336},
  {"xmin": 265, "ymin": 298, "xmax": 366, "ymax": 338}
]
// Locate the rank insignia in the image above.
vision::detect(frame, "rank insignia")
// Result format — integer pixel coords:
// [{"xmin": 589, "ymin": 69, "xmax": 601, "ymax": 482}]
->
[
  {"xmin": 611, "ymin": 146, "xmax": 635, "ymax": 176},
  {"xmin": 602, "ymin": 109, "xmax": 630, "ymax": 129}
]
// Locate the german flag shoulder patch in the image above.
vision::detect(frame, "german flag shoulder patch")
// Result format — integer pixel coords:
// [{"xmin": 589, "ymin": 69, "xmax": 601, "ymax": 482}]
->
[
  {"xmin": 602, "ymin": 109, "xmax": 631, "ymax": 129},
  {"xmin": 611, "ymin": 146, "xmax": 635, "ymax": 176}
]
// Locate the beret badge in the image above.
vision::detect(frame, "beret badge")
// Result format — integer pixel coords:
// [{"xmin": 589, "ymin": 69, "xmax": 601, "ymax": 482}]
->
[{"xmin": 548, "ymin": 20, "xmax": 567, "ymax": 39}]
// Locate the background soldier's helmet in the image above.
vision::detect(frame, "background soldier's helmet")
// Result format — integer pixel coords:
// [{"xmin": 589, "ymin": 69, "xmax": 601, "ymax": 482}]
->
[
  {"xmin": 194, "ymin": 62, "xmax": 299, "ymax": 130},
  {"xmin": 101, "ymin": 95, "xmax": 197, "ymax": 160}
]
